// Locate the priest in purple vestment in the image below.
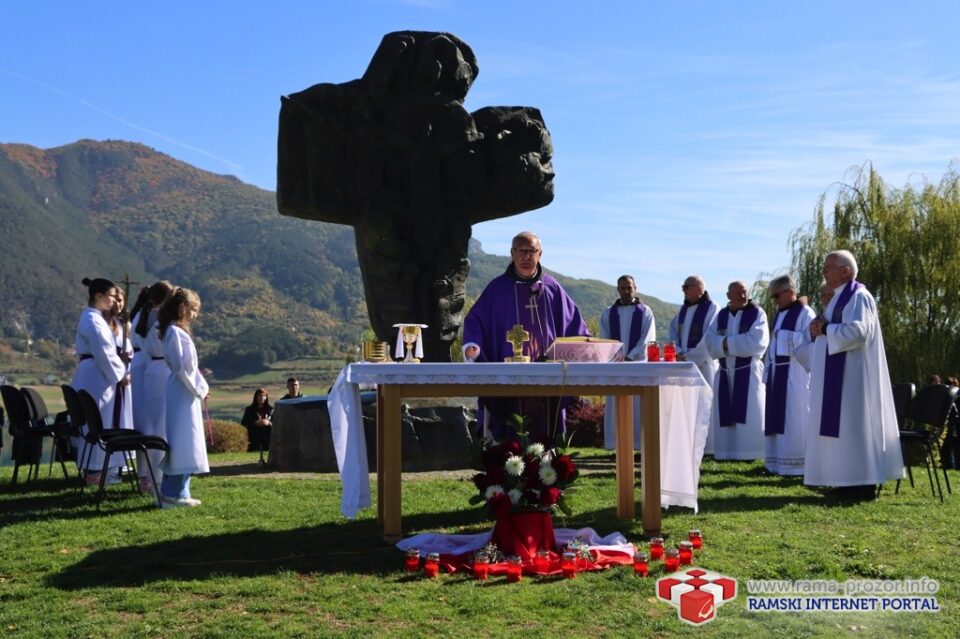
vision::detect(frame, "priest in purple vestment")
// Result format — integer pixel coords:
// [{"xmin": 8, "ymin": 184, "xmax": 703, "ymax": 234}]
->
[{"xmin": 462, "ymin": 231, "xmax": 589, "ymax": 441}]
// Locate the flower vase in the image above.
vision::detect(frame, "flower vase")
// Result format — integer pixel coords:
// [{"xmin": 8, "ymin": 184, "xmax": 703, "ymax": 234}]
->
[{"xmin": 492, "ymin": 510, "xmax": 556, "ymax": 563}]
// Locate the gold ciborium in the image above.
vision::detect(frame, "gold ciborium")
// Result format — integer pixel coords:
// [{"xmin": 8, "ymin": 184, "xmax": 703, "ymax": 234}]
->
[
  {"xmin": 393, "ymin": 323, "xmax": 427, "ymax": 363},
  {"xmin": 362, "ymin": 340, "xmax": 390, "ymax": 362}
]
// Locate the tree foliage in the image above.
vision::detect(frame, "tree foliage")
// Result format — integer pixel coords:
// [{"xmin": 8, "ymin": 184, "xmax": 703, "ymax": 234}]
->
[{"xmin": 788, "ymin": 162, "xmax": 960, "ymax": 382}]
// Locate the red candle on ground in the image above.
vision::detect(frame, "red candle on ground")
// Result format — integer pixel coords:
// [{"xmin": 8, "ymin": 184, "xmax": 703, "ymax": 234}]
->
[
  {"xmin": 679, "ymin": 541, "xmax": 693, "ymax": 565},
  {"xmin": 404, "ymin": 549, "xmax": 421, "ymax": 572},
  {"xmin": 473, "ymin": 554, "xmax": 489, "ymax": 581},
  {"xmin": 646, "ymin": 341, "xmax": 660, "ymax": 362},
  {"xmin": 423, "ymin": 552, "xmax": 440, "ymax": 578},
  {"xmin": 664, "ymin": 548, "xmax": 680, "ymax": 572},
  {"xmin": 633, "ymin": 550, "xmax": 648, "ymax": 577},
  {"xmin": 663, "ymin": 341, "xmax": 677, "ymax": 362},
  {"xmin": 506, "ymin": 556, "xmax": 522, "ymax": 583},
  {"xmin": 562, "ymin": 551, "xmax": 577, "ymax": 579},
  {"xmin": 689, "ymin": 529, "xmax": 703, "ymax": 550},
  {"xmin": 649, "ymin": 537, "xmax": 664, "ymax": 560},
  {"xmin": 533, "ymin": 550, "xmax": 550, "ymax": 575}
]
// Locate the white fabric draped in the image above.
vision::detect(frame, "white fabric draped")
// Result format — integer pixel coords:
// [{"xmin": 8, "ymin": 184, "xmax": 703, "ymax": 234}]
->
[{"xmin": 600, "ymin": 303, "xmax": 656, "ymax": 449}]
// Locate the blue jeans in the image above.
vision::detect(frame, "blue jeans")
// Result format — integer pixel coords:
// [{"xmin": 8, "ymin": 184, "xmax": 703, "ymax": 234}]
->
[{"xmin": 160, "ymin": 474, "xmax": 192, "ymax": 500}]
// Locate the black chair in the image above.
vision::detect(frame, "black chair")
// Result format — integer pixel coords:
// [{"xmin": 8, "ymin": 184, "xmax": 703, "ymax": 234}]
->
[
  {"xmin": 896, "ymin": 384, "xmax": 959, "ymax": 502},
  {"xmin": 77, "ymin": 389, "xmax": 168, "ymax": 509},
  {"xmin": 892, "ymin": 382, "xmax": 915, "ymax": 430},
  {"xmin": 21, "ymin": 387, "xmax": 72, "ymax": 480},
  {"xmin": 0, "ymin": 384, "xmax": 46, "ymax": 486}
]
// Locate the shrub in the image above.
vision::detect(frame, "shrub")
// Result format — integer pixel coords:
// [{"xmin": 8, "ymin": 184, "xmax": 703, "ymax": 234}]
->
[
  {"xmin": 206, "ymin": 419, "xmax": 248, "ymax": 453},
  {"xmin": 566, "ymin": 398, "xmax": 605, "ymax": 447}
]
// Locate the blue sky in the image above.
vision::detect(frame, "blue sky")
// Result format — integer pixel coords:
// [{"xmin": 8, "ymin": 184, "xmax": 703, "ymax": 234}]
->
[{"xmin": 3, "ymin": 1, "xmax": 959, "ymax": 304}]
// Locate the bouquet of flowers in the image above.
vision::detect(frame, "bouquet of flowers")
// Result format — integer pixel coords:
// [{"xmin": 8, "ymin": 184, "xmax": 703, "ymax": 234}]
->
[{"xmin": 470, "ymin": 414, "xmax": 579, "ymax": 519}]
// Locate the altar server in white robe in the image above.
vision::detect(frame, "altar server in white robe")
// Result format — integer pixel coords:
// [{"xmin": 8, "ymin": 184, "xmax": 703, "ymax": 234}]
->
[
  {"xmin": 705, "ymin": 281, "xmax": 769, "ymax": 460},
  {"xmin": 804, "ymin": 250, "xmax": 903, "ymax": 498},
  {"xmin": 158, "ymin": 287, "xmax": 209, "ymax": 508},
  {"xmin": 132, "ymin": 281, "xmax": 174, "ymax": 492},
  {"xmin": 669, "ymin": 275, "xmax": 720, "ymax": 452},
  {"xmin": 70, "ymin": 278, "xmax": 128, "ymax": 483},
  {"xmin": 129, "ymin": 288, "xmax": 149, "ymax": 434},
  {"xmin": 109, "ymin": 288, "xmax": 134, "ymax": 433},
  {"xmin": 600, "ymin": 275, "xmax": 656, "ymax": 449},
  {"xmin": 763, "ymin": 275, "xmax": 816, "ymax": 475}
]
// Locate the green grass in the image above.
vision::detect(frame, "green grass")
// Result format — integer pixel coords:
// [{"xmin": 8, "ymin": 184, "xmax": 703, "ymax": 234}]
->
[{"xmin": 0, "ymin": 451, "xmax": 957, "ymax": 638}]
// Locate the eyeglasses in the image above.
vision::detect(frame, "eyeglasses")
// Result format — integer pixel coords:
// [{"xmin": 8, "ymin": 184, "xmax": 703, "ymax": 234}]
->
[
  {"xmin": 772, "ymin": 290, "xmax": 790, "ymax": 298},
  {"xmin": 512, "ymin": 248, "xmax": 540, "ymax": 257}
]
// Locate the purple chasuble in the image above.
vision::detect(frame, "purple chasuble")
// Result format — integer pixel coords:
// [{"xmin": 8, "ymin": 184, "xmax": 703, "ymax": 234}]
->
[
  {"xmin": 677, "ymin": 294, "xmax": 711, "ymax": 350},
  {"xmin": 608, "ymin": 300, "xmax": 646, "ymax": 353},
  {"xmin": 764, "ymin": 302, "xmax": 805, "ymax": 436},
  {"xmin": 463, "ymin": 263, "xmax": 589, "ymax": 441},
  {"xmin": 716, "ymin": 303, "xmax": 760, "ymax": 427},
  {"xmin": 818, "ymin": 280, "xmax": 862, "ymax": 437}
]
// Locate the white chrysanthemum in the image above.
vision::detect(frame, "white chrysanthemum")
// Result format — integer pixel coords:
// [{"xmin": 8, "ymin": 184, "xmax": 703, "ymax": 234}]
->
[
  {"xmin": 538, "ymin": 463, "xmax": 558, "ymax": 486},
  {"xmin": 505, "ymin": 454, "xmax": 525, "ymax": 477},
  {"xmin": 484, "ymin": 484, "xmax": 505, "ymax": 499},
  {"xmin": 508, "ymin": 488, "xmax": 523, "ymax": 505},
  {"xmin": 526, "ymin": 443, "xmax": 546, "ymax": 457}
]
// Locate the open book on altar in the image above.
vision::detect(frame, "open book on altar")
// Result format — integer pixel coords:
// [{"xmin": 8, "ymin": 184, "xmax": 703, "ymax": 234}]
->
[{"xmin": 544, "ymin": 337, "xmax": 624, "ymax": 363}]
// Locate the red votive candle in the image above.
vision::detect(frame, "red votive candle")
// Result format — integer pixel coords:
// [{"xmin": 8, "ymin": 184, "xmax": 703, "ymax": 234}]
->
[
  {"xmin": 688, "ymin": 529, "xmax": 703, "ymax": 550},
  {"xmin": 473, "ymin": 552, "xmax": 489, "ymax": 581},
  {"xmin": 533, "ymin": 550, "xmax": 550, "ymax": 575},
  {"xmin": 633, "ymin": 550, "xmax": 648, "ymax": 577},
  {"xmin": 664, "ymin": 548, "xmax": 680, "ymax": 572},
  {"xmin": 423, "ymin": 552, "xmax": 440, "ymax": 578},
  {"xmin": 679, "ymin": 541, "xmax": 694, "ymax": 565},
  {"xmin": 649, "ymin": 537, "xmax": 664, "ymax": 560},
  {"xmin": 663, "ymin": 341, "xmax": 677, "ymax": 362},
  {"xmin": 646, "ymin": 341, "xmax": 660, "ymax": 362},
  {"xmin": 404, "ymin": 549, "xmax": 421, "ymax": 572},
  {"xmin": 506, "ymin": 556, "xmax": 523, "ymax": 583},
  {"xmin": 561, "ymin": 551, "xmax": 577, "ymax": 579}
]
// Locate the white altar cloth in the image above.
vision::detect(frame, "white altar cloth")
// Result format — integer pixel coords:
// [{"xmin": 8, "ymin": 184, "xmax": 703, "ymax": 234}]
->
[{"xmin": 329, "ymin": 362, "xmax": 712, "ymax": 518}]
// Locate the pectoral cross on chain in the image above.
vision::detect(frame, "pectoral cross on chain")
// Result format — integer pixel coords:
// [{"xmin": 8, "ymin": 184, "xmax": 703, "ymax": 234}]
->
[{"xmin": 524, "ymin": 295, "xmax": 539, "ymax": 323}]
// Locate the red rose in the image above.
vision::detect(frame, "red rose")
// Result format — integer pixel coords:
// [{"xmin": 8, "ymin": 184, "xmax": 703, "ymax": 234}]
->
[
  {"xmin": 554, "ymin": 455, "xmax": 576, "ymax": 482},
  {"xmin": 541, "ymin": 487, "xmax": 561, "ymax": 506},
  {"xmin": 504, "ymin": 440, "xmax": 522, "ymax": 456},
  {"xmin": 486, "ymin": 467, "xmax": 506, "ymax": 486},
  {"xmin": 489, "ymin": 492, "xmax": 512, "ymax": 517}
]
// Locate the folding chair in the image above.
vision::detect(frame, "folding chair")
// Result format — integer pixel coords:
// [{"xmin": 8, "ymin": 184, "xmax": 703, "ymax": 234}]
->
[
  {"xmin": 21, "ymin": 387, "xmax": 72, "ymax": 479},
  {"xmin": 1, "ymin": 384, "xmax": 46, "ymax": 486},
  {"xmin": 896, "ymin": 384, "xmax": 958, "ymax": 502}
]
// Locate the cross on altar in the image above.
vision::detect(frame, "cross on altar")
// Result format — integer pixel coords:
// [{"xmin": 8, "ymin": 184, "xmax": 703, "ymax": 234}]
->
[
  {"xmin": 506, "ymin": 324, "xmax": 530, "ymax": 359},
  {"xmin": 525, "ymin": 296, "xmax": 539, "ymax": 323}
]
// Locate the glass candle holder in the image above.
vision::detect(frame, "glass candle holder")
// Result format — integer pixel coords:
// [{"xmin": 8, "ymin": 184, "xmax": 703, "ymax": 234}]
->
[
  {"xmin": 473, "ymin": 552, "xmax": 489, "ymax": 581},
  {"xmin": 423, "ymin": 552, "xmax": 440, "ymax": 578},
  {"xmin": 688, "ymin": 529, "xmax": 703, "ymax": 550},
  {"xmin": 506, "ymin": 556, "xmax": 523, "ymax": 583},
  {"xmin": 663, "ymin": 341, "xmax": 677, "ymax": 362},
  {"xmin": 649, "ymin": 536, "xmax": 664, "ymax": 560},
  {"xmin": 646, "ymin": 341, "xmax": 661, "ymax": 362},
  {"xmin": 404, "ymin": 548, "xmax": 421, "ymax": 572},
  {"xmin": 664, "ymin": 548, "xmax": 680, "ymax": 572},
  {"xmin": 561, "ymin": 551, "xmax": 577, "ymax": 579},
  {"xmin": 679, "ymin": 541, "xmax": 694, "ymax": 565},
  {"xmin": 633, "ymin": 550, "xmax": 648, "ymax": 577},
  {"xmin": 533, "ymin": 550, "xmax": 550, "ymax": 575}
]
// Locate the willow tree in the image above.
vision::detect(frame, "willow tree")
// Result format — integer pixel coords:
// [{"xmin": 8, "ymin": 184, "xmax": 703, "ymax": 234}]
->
[{"xmin": 788, "ymin": 162, "xmax": 960, "ymax": 383}]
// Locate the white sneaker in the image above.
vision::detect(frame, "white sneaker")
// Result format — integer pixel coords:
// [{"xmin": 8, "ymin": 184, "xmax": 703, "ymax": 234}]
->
[{"xmin": 161, "ymin": 497, "xmax": 201, "ymax": 508}]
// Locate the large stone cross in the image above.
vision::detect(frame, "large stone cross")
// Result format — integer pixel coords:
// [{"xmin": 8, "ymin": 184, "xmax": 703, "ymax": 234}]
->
[{"xmin": 276, "ymin": 31, "xmax": 555, "ymax": 361}]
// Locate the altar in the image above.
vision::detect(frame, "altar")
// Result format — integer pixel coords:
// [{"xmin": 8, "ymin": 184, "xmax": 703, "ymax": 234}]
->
[{"xmin": 329, "ymin": 362, "xmax": 712, "ymax": 541}]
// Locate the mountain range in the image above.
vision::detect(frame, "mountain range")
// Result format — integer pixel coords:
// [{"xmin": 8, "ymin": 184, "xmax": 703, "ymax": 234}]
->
[{"xmin": 0, "ymin": 140, "xmax": 677, "ymax": 367}]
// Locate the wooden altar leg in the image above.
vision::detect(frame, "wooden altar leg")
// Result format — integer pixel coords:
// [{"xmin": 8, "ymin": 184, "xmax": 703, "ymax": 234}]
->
[
  {"xmin": 641, "ymin": 385, "xmax": 661, "ymax": 536},
  {"xmin": 376, "ymin": 385, "xmax": 385, "ymax": 526},
  {"xmin": 381, "ymin": 385, "xmax": 403, "ymax": 542},
  {"xmin": 615, "ymin": 394, "xmax": 635, "ymax": 519}
]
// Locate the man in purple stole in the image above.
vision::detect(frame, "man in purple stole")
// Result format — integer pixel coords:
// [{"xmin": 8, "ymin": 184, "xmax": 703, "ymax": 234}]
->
[
  {"xmin": 804, "ymin": 250, "xmax": 903, "ymax": 499},
  {"xmin": 763, "ymin": 275, "xmax": 816, "ymax": 475},
  {"xmin": 599, "ymin": 275, "xmax": 656, "ymax": 449},
  {"xmin": 463, "ymin": 232, "xmax": 589, "ymax": 442},
  {"xmin": 669, "ymin": 275, "xmax": 720, "ymax": 452},
  {"xmin": 704, "ymin": 281, "xmax": 769, "ymax": 460}
]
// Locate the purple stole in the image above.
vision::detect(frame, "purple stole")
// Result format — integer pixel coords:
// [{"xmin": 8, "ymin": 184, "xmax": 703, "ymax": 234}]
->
[
  {"xmin": 717, "ymin": 303, "xmax": 760, "ymax": 427},
  {"xmin": 678, "ymin": 297, "xmax": 711, "ymax": 349},
  {"xmin": 608, "ymin": 301, "xmax": 645, "ymax": 353},
  {"xmin": 764, "ymin": 303, "xmax": 805, "ymax": 435},
  {"xmin": 819, "ymin": 281, "xmax": 862, "ymax": 437}
]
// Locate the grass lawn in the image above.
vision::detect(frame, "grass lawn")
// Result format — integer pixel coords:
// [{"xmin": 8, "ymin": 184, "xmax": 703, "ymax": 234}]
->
[{"xmin": 0, "ymin": 451, "xmax": 957, "ymax": 638}]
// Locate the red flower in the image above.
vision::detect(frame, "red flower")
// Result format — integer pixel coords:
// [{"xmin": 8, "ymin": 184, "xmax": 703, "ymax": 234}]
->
[
  {"xmin": 554, "ymin": 455, "xmax": 576, "ymax": 482},
  {"xmin": 489, "ymin": 492, "xmax": 512, "ymax": 518},
  {"xmin": 540, "ymin": 487, "xmax": 561, "ymax": 506},
  {"xmin": 504, "ymin": 440, "xmax": 522, "ymax": 456}
]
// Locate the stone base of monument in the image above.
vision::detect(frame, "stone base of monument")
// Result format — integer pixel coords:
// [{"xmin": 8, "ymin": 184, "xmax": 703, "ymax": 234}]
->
[{"xmin": 267, "ymin": 396, "xmax": 477, "ymax": 472}]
